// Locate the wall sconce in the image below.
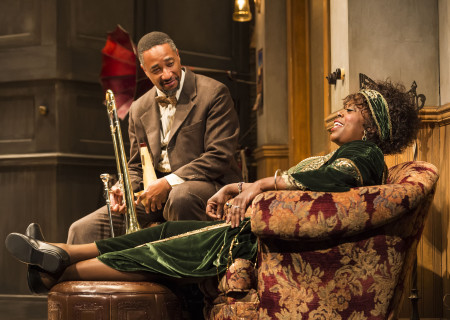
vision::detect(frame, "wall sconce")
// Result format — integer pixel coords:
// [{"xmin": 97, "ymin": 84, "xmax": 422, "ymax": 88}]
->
[{"xmin": 233, "ymin": 0, "xmax": 252, "ymax": 22}]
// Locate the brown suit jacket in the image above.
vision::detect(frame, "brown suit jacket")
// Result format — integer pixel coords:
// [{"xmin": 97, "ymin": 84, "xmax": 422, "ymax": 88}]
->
[{"xmin": 127, "ymin": 68, "xmax": 242, "ymax": 191}]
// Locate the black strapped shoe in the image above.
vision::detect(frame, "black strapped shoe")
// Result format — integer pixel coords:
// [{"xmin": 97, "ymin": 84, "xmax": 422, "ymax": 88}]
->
[
  {"xmin": 5, "ymin": 233, "xmax": 70, "ymax": 274},
  {"xmin": 25, "ymin": 223, "xmax": 45, "ymax": 242},
  {"xmin": 24, "ymin": 223, "xmax": 49, "ymax": 294},
  {"xmin": 26, "ymin": 265, "xmax": 50, "ymax": 295}
]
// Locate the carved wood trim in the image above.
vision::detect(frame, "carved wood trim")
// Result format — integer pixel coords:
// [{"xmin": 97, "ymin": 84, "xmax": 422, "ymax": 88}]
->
[
  {"xmin": 254, "ymin": 144, "xmax": 289, "ymax": 179},
  {"xmin": 419, "ymin": 103, "xmax": 450, "ymax": 126}
]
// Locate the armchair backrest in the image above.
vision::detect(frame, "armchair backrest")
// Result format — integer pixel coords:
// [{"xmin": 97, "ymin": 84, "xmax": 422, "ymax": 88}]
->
[
  {"xmin": 384, "ymin": 161, "xmax": 439, "ymax": 319},
  {"xmin": 250, "ymin": 160, "xmax": 439, "ymax": 319}
]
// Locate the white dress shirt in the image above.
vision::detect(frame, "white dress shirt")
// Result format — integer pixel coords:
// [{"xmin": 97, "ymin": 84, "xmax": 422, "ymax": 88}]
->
[{"xmin": 155, "ymin": 69, "xmax": 186, "ymax": 187}]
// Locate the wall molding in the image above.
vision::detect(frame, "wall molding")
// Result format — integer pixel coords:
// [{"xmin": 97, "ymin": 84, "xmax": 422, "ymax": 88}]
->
[
  {"xmin": 419, "ymin": 103, "xmax": 450, "ymax": 126},
  {"xmin": 0, "ymin": 152, "xmax": 115, "ymax": 167},
  {"xmin": 254, "ymin": 144, "xmax": 289, "ymax": 179}
]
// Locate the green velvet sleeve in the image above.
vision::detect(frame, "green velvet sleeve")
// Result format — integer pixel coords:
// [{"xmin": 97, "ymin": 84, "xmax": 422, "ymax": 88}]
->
[{"xmin": 290, "ymin": 140, "xmax": 385, "ymax": 192}]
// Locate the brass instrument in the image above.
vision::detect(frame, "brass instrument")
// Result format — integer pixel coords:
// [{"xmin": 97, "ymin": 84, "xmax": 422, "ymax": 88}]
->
[
  {"xmin": 103, "ymin": 89, "xmax": 141, "ymax": 234},
  {"xmin": 100, "ymin": 173, "xmax": 115, "ymax": 237}
]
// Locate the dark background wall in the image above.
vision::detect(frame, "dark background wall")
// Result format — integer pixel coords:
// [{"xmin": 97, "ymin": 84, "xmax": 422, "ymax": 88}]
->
[{"xmin": 0, "ymin": 1, "xmax": 253, "ymax": 316}]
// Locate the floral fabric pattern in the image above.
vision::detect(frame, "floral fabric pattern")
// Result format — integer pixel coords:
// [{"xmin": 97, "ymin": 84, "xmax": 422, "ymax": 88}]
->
[
  {"xmin": 206, "ymin": 259, "xmax": 258, "ymax": 320},
  {"xmin": 208, "ymin": 161, "xmax": 438, "ymax": 320}
]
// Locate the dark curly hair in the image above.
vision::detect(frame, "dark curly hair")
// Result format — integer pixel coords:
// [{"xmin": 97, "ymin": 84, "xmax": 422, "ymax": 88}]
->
[{"xmin": 343, "ymin": 80, "xmax": 420, "ymax": 155}]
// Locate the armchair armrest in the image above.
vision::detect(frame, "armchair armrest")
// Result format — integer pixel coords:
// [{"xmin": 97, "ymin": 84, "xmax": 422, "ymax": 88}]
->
[{"xmin": 249, "ymin": 182, "xmax": 427, "ymax": 241}]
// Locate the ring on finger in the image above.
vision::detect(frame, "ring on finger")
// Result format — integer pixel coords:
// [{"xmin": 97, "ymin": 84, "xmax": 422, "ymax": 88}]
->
[
  {"xmin": 233, "ymin": 205, "xmax": 240, "ymax": 209},
  {"xmin": 226, "ymin": 202, "xmax": 232, "ymax": 208}
]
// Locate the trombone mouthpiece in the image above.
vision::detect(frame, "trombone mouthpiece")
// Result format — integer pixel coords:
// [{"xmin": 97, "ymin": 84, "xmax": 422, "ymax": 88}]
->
[
  {"xmin": 100, "ymin": 173, "xmax": 110, "ymax": 183},
  {"xmin": 105, "ymin": 90, "xmax": 116, "ymax": 112}
]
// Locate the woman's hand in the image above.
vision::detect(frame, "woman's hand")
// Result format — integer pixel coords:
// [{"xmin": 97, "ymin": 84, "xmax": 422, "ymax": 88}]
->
[
  {"xmin": 225, "ymin": 182, "xmax": 263, "ymax": 227},
  {"xmin": 206, "ymin": 185, "xmax": 235, "ymax": 220}
]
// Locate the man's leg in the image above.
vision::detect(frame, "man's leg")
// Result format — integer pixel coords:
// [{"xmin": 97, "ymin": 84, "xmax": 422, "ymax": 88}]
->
[
  {"xmin": 163, "ymin": 180, "xmax": 218, "ymax": 221},
  {"xmin": 67, "ymin": 206, "xmax": 123, "ymax": 244},
  {"xmin": 67, "ymin": 205, "xmax": 163, "ymax": 244}
]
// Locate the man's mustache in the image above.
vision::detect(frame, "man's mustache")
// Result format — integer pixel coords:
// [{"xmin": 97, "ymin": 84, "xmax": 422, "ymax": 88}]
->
[{"xmin": 161, "ymin": 76, "xmax": 180, "ymax": 86}]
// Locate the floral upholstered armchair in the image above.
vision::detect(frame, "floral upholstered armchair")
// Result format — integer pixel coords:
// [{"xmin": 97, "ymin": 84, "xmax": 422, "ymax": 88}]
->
[{"xmin": 205, "ymin": 161, "xmax": 439, "ymax": 320}]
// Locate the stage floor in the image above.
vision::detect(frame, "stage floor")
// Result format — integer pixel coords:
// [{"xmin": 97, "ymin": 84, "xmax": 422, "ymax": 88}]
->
[{"xmin": 0, "ymin": 295, "xmax": 46, "ymax": 320}]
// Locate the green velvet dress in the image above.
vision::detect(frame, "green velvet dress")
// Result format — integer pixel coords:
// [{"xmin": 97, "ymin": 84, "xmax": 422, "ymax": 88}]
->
[{"xmin": 96, "ymin": 140, "xmax": 385, "ymax": 277}]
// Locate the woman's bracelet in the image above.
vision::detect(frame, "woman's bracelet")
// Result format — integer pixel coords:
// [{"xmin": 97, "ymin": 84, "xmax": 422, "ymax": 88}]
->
[
  {"xmin": 274, "ymin": 169, "xmax": 281, "ymax": 191},
  {"xmin": 237, "ymin": 181, "xmax": 244, "ymax": 194}
]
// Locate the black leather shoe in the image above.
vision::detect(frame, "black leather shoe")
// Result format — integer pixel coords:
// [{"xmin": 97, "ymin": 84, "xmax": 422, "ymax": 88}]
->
[
  {"xmin": 25, "ymin": 223, "xmax": 45, "ymax": 241},
  {"xmin": 25, "ymin": 223, "xmax": 48, "ymax": 294},
  {"xmin": 5, "ymin": 233, "xmax": 70, "ymax": 273},
  {"xmin": 26, "ymin": 265, "xmax": 49, "ymax": 295}
]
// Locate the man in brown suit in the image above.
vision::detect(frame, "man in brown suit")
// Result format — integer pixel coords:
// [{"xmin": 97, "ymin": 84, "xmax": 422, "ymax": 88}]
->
[{"xmin": 67, "ymin": 31, "xmax": 241, "ymax": 244}]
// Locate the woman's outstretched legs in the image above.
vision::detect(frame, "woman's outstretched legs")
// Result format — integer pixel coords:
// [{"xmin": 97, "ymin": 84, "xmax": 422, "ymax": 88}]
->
[
  {"xmin": 52, "ymin": 243, "xmax": 100, "ymax": 264},
  {"xmin": 40, "ymin": 258, "xmax": 156, "ymax": 289},
  {"xmin": 62, "ymin": 258, "xmax": 153, "ymax": 282}
]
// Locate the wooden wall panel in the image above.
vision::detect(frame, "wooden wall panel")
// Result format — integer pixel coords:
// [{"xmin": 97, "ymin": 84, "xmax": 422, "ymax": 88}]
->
[
  {"xmin": 0, "ymin": 82, "xmax": 56, "ymax": 154},
  {"xmin": 385, "ymin": 107, "xmax": 449, "ymax": 319},
  {"xmin": 56, "ymin": 80, "xmax": 114, "ymax": 155},
  {"xmin": 0, "ymin": 0, "xmax": 41, "ymax": 47},
  {"xmin": 0, "ymin": 165, "xmax": 56, "ymax": 294},
  {"xmin": 70, "ymin": 0, "xmax": 134, "ymax": 47},
  {"xmin": 66, "ymin": 0, "xmax": 135, "ymax": 82},
  {"xmin": 287, "ymin": 0, "xmax": 311, "ymax": 166},
  {"xmin": 440, "ymin": 122, "xmax": 450, "ymax": 319},
  {"xmin": 0, "ymin": 0, "xmax": 57, "ymax": 82},
  {"xmin": 0, "ymin": 80, "xmax": 115, "ymax": 156},
  {"xmin": 160, "ymin": 3, "xmax": 232, "ymax": 63},
  {"xmin": 0, "ymin": 96, "xmax": 35, "ymax": 142},
  {"xmin": 0, "ymin": 157, "xmax": 116, "ymax": 294}
]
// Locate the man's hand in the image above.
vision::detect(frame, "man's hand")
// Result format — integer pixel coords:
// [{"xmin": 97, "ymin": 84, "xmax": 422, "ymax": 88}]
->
[
  {"xmin": 136, "ymin": 178, "xmax": 172, "ymax": 213},
  {"xmin": 110, "ymin": 184, "xmax": 126, "ymax": 214}
]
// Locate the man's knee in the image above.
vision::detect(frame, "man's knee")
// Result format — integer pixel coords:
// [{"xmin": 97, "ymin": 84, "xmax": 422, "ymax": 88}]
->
[
  {"xmin": 164, "ymin": 182, "xmax": 216, "ymax": 221},
  {"xmin": 68, "ymin": 218, "xmax": 82, "ymax": 236},
  {"xmin": 67, "ymin": 215, "xmax": 93, "ymax": 244},
  {"xmin": 66, "ymin": 206, "xmax": 116, "ymax": 244}
]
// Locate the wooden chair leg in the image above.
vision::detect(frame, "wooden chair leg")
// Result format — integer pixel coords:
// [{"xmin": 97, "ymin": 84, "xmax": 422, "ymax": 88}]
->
[{"xmin": 409, "ymin": 258, "xmax": 420, "ymax": 320}]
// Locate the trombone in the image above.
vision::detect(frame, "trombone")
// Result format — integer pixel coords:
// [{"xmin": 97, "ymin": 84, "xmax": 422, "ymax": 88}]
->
[{"xmin": 101, "ymin": 90, "xmax": 141, "ymax": 235}]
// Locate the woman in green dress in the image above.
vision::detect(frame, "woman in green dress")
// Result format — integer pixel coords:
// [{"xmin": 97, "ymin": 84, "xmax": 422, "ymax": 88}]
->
[{"xmin": 5, "ymin": 80, "xmax": 420, "ymax": 294}]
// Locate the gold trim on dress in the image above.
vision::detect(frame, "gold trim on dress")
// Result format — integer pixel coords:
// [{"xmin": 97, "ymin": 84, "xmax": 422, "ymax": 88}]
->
[
  {"xmin": 135, "ymin": 222, "xmax": 230, "ymax": 248},
  {"xmin": 330, "ymin": 158, "xmax": 363, "ymax": 186}
]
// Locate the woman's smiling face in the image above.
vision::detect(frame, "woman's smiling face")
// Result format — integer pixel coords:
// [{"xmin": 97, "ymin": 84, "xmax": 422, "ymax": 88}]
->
[{"xmin": 330, "ymin": 101, "xmax": 367, "ymax": 146}]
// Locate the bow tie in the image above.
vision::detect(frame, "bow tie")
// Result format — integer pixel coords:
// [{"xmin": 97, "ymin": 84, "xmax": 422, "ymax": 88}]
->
[{"xmin": 156, "ymin": 95, "xmax": 177, "ymax": 107}]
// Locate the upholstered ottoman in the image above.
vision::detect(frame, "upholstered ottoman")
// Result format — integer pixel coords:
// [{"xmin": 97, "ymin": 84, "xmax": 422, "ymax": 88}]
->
[{"xmin": 48, "ymin": 281, "xmax": 183, "ymax": 320}]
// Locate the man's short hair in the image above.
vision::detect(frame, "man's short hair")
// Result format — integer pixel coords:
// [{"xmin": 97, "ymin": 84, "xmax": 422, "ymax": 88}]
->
[{"xmin": 137, "ymin": 31, "xmax": 177, "ymax": 65}]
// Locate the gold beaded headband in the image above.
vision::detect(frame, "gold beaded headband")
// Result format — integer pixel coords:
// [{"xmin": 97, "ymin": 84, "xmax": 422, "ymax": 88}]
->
[{"xmin": 359, "ymin": 89, "xmax": 392, "ymax": 141}]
